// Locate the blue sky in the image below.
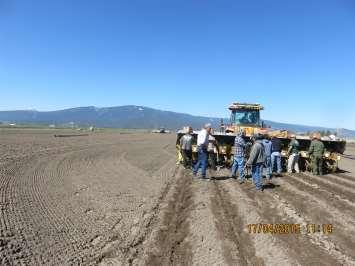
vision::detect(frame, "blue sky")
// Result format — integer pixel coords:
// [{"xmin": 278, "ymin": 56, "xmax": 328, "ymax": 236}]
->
[{"xmin": 0, "ymin": 0, "xmax": 355, "ymax": 129}]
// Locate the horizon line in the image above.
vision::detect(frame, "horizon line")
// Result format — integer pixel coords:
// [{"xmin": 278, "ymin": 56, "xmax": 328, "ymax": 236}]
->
[{"xmin": 0, "ymin": 104, "xmax": 353, "ymax": 131}]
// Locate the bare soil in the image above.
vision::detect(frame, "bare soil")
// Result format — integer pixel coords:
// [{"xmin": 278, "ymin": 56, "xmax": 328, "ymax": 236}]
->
[{"xmin": 0, "ymin": 130, "xmax": 354, "ymax": 265}]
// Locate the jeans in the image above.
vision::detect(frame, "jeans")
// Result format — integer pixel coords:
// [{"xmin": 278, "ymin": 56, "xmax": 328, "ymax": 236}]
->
[
  {"xmin": 193, "ymin": 147, "xmax": 208, "ymax": 178},
  {"xmin": 263, "ymin": 156, "xmax": 272, "ymax": 179},
  {"xmin": 252, "ymin": 163, "xmax": 263, "ymax": 190},
  {"xmin": 271, "ymin": 152, "xmax": 282, "ymax": 174},
  {"xmin": 287, "ymin": 153, "xmax": 300, "ymax": 173},
  {"xmin": 231, "ymin": 156, "xmax": 245, "ymax": 181}
]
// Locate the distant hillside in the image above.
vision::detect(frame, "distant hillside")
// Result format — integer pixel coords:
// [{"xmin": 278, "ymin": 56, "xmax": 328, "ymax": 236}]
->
[
  {"xmin": 0, "ymin": 105, "xmax": 354, "ymax": 138},
  {"xmin": 0, "ymin": 106, "xmax": 221, "ymax": 129}
]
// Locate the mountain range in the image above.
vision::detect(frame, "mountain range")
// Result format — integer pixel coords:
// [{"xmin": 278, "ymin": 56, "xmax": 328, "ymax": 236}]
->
[{"xmin": 0, "ymin": 105, "xmax": 354, "ymax": 138}]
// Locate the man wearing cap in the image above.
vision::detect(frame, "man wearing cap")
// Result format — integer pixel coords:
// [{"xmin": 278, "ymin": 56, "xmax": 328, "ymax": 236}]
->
[
  {"xmin": 288, "ymin": 134, "xmax": 300, "ymax": 173},
  {"xmin": 231, "ymin": 129, "xmax": 246, "ymax": 184},
  {"xmin": 246, "ymin": 134, "xmax": 266, "ymax": 191},
  {"xmin": 193, "ymin": 123, "xmax": 212, "ymax": 179},
  {"xmin": 308, "ymin": 133, "xmax": 325, "ymax": 175},
  {"xmin": 180, "ymin": 126, "xmax": 194, "ymax": 169}
]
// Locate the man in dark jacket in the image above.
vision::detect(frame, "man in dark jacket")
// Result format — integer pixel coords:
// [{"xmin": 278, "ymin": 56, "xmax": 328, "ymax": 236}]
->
[
  {"xmin": 180, "ymin": 127, "xmax": 193, "ymax": 168},
  {"xmin": 262, "ymin": 134, "xmax": 273, "ymax": 180},
  {"xmin": 246, "ymin": 134, "xmax": 266, "ymax": 191},
  {"xmin": 271, "ymin": 136, "xmax": 282, "ymax": 176},
  {"xmin": 309, "ymin": 133, "xmax": 325, "ymax": 175}
]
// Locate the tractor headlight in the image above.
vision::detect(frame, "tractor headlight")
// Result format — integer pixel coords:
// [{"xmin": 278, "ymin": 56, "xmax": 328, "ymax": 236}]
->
[
  {"xmin": 337, "ymin": 155, "xmax": 341, "ymax": 161},
  {"xmin": 324, "ymin": 152, "xmax": 330, "ymax": 158},
  {"xmin": 281, "ymin": 151, "xmax": 287, "ymax": 157}
]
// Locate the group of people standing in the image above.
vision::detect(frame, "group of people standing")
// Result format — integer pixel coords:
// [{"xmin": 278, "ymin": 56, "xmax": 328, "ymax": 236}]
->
[
  {"xmin": 230, "ymin": 130, "xmax": 287, "ymax": 191},
  {"xmin": 179, "ymin": 124, "xmax": 326, "ymax": 192}
]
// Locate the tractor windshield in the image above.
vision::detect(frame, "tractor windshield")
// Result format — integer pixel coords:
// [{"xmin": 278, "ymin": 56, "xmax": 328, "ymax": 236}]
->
[{"xmin": 231, "ymin": 110, "xmax": 260, "ymax": 126}]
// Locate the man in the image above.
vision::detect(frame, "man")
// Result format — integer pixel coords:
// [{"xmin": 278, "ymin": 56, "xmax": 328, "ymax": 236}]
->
[
  {"xmin": 231, "ymin": 129, "xmax": 246, "ymax": 184},
  {"xmin": 308, "ymin": 133, "xmax": 325, "ymax": 175},
  {"xmin": 262, "ymin": 134, "xmax": 273, "ymax": 179},
  {"xmin": 193, "ymin": 123, "xmax": 212, "ymax": 179},
  {"xmin": 288, "ymin": 134, "xmax": 300, "ymax": 173},
  {"xmin": 271, "ymin": 136, "xmax": 282, "ymax": 176},
  {"xmin": 180, "ymin": 127, "xmax": 193, "ymax": 169},
  {"xmin": 246, "ymin": 134, "xmax": 266, "ymax": 191}
]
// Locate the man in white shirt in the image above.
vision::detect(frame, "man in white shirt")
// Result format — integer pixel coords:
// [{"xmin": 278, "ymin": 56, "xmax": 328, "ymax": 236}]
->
[{"xmin": 193, "ymin": 123, "xmax": 212, "ymax": 179}]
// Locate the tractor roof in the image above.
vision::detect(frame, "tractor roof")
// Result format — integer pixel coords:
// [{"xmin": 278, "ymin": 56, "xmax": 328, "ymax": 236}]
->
[{"xmin": 228, "ymin": 103, "xmax": 264, "ymax": 111}]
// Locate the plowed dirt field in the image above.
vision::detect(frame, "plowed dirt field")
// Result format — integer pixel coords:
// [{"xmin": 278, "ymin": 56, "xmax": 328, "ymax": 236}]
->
[{"xmin": 1, "ymin": 130, "xmax": 354, "ymax": 265}]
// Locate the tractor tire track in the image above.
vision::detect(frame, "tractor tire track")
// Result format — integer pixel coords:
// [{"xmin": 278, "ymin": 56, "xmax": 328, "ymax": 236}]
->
[
  {"xmin": 210, "ymin": 180, "xmax": 263, "ymax": 265},
  {"xmin": 297, "ymin": 173, "xmax": 355, "ymax": 202},
  {"xmin": 143, "ymin": 169, "xmax": 193, "ymax": 266},
  {"xmin": 332, "ymin": 172, "xmax": 355, "ymax": 183},
  {"xmin": 216, "ymin": 177, "xmax": 298, "ymax": 266},
  {"xmin": 274, "ymin": 175, "xmax": 355, "ymax": 262}
]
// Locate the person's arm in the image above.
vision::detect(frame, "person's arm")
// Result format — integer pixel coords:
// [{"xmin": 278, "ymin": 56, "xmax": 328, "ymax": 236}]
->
[
  {"xmin": 308, "ymin": 142, "xmax": 314, "ymax": 155},
  {"xmin": 180, "ymin": 136, "xmax": 184, "ymax": 147}
]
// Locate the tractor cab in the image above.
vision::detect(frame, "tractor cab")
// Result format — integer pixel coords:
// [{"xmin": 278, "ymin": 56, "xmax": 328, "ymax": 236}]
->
[{"xmin": 226, "ymin": 103, "xmax": 264, "ymax": 136}]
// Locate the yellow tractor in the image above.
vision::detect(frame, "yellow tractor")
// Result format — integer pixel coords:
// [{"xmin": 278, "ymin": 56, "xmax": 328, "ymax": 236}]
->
[{"xmin": 176, "ymin": 102, "xmax": 346, "ymax": 172}]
